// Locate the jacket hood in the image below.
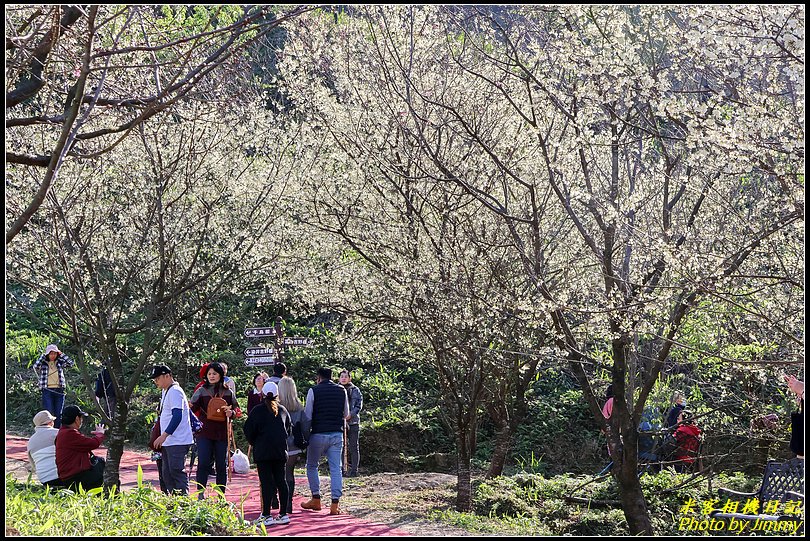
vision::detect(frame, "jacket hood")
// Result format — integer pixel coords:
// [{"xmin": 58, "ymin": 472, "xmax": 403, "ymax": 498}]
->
[{"xmin": 679, "ymin": 424, "xmax": 701, "ymax": 437}]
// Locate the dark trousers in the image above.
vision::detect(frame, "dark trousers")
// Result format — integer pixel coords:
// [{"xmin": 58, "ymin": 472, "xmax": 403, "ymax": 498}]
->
[
  {"xmin": 64, "ymin": 456, "xmax": 105, "ymax": 491},
  {"xmin": 43, "ymin": 478, "xmax": 65, "ymax": 489},
  {"xmin": 195, "ymin": 437, "xmax": 227, "ymax": 495},
  {"xmin": 257, "ymin": 460, "xmax": 289, "ymax": 516},
  {"xmin": 161, "ymin": 445, "xmax": 190, "ymax": 495},
  {"xmin": 42, "ymin": 388, "xmax": 65, "ymax": 428},
  {"xmin": 285, "ymin": 453, "xmax": 299, "ymax": 513},
  {"xmin": 346, "ymin": 423, "xmax": 360, "ymax": 475}
]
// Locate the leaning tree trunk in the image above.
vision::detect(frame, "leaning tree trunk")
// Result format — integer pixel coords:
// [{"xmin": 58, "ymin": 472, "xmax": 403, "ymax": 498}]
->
[{"xmin": 486, "ymin": 420, "xmax": 514, "ymax": 478}]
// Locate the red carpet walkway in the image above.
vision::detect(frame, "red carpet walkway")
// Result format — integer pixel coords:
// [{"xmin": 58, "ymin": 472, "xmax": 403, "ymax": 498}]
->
[{"xmin": 6, "ymin": 434, "xmax": 409, "ymax": 536}]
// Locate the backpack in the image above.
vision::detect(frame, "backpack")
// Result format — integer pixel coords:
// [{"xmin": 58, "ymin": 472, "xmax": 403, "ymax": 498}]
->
[
  {"xmin": 293, "ymin": 420, "xmax": 308, "ymax": 450},
  {"xmin": 206, "ymin": 394, "xmax": 229, "ymax": 422}
]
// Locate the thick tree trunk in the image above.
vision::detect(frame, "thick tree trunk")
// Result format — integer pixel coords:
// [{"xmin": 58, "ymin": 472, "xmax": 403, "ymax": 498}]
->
[
  {"xmin": 454, "ymin": 413, "xmax": 476, "ymax": 512},
  {"xmin": 102, "ymin": 402, "xmax": 127, "ymax": 490},
  {"xmin": 612, "ymin": 422, "xmax": 653, "ymax": 535},
  {"xmin": 456, "ymin": 446, "xmax": 472, "ymax": 511},
  {"xmin": 616, "ymin": 467, "xmax": 653, "ymax": 534}
]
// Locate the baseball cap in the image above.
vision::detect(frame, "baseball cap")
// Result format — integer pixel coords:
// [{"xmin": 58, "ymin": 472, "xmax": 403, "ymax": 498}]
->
[
  {"xmin": 148, "ymin": 364, "xmax": 172, "ymax": 379},
  {"xmin": 262, "ymin": 381, "xmax": 279, "ymax": 398},
  {"xmin": 61, "ymin": 405, "xmax": 89, "ymax": 425}
]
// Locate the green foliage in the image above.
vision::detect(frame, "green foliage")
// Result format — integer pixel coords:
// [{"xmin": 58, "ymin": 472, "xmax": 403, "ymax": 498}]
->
[
  {"xmin": 473, "ymin": 476, "xmax": 539, "ymax": 518},
  {"xmin": 460, "ymin": 469, "xmax": 767, "ymax": 536},
  {"xmin": 429, "ymin": 508, "xmax": 555, "ymax": 536},
  {"xmin": 5, "ymin": 327, "xmax": 70, "ymax": 431},
  {"xmin": 157, "ymin": 5, "xmax": 246, "ymax": 35},
  {"xmin": 5, "ymin": 475, "xmax": 254, "ymax": 536},
  {"xmin": 510, "ymin": 371, "xmax": 605, "ymax": 475}
]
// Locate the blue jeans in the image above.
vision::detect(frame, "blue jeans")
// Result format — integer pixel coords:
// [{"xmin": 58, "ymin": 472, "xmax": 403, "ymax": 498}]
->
[
  {"xmin": 195, "ymin": 438, "xmax": 228, "ymax": 496},
  {"xmin": 42, "ymin": 388, "xmax": 65, "ymax": 428},
  {"xmin": 306, "ymin": 432, "xmax": 344, "ymax": 501}
]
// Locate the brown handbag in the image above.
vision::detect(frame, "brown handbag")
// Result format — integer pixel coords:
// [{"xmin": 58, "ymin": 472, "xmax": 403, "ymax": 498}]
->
[{"xmin": 206, "ymin": 394, "xmax": 229, "ymax": 422}]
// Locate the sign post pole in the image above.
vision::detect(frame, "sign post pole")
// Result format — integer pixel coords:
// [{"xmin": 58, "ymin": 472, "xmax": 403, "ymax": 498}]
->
[{"xmin": 243, "ymin": 317, "xmax": 315, "ymax": 367}]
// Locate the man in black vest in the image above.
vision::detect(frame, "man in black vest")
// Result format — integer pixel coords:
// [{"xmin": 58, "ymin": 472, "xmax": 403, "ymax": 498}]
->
[{"xmin": 300, "ymin": 367, "xmax": 350, "ymax": 515}]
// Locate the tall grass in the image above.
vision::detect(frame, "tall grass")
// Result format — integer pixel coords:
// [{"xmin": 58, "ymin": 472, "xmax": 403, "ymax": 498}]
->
[{"xmin": 5, "ymin": 470, "xmax": 256, "ymax": 536}]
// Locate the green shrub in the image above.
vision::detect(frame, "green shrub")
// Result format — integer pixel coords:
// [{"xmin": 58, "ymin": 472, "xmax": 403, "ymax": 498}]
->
[
  {"xmin": 473, "ymin": 476, "xmax": 538, "ymax": 518},
  {"xmin": 5, "ymin": 473, "xmax": 255, "ymax": 536}
]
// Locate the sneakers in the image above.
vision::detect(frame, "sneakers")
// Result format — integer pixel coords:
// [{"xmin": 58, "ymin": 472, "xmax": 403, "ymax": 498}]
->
[
  {"xmin": 253, "ymin": 515, "xmax": 271, "ymax": 525},
  {"xmin": 301, "ymin": 497, "xmax": 322, "ymax": 510},
  {"xmin": 259, "ymin": 514, "xmax": 290, "ymax": 527}
]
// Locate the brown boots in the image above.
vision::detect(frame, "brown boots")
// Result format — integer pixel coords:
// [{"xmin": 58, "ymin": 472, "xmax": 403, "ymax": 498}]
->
[{"xmin": 301, "ymin": 496, "xmax": 340, "ymax": 515}]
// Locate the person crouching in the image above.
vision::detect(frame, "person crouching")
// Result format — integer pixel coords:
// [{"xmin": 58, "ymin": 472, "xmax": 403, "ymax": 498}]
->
[{"xmin": 55, "ymin": 405, "xmax": 106, "ymax": 490}]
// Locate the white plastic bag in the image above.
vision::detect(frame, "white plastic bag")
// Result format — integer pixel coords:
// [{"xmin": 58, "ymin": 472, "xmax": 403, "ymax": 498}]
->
[{"xmin": 232, "ymin": 449, "xmax": 250, "ymax": 474}]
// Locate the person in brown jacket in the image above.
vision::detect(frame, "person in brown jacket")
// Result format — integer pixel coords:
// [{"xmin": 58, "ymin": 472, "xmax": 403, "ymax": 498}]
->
[{"xmin": 189, "ymin": 362, "xmax": 240, "ymax": 498}]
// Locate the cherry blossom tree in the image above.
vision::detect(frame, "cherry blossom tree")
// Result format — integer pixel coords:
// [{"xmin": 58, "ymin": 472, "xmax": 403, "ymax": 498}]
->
[
  {"xmin": 5, "ymin": 4, "xmax": 310, "ymax": 244},
  {"xmin": 6, "ymin": 99, "xmax": 304, "ymax": 487},
  {"xmin": 275, "ymin": 5, "xmax": 803, "ymax": 532}
]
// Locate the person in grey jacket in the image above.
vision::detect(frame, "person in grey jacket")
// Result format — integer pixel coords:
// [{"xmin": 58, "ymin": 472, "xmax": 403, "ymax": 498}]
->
[
  {"xmin": 278, "ymin": 375, "xmax": 309, "ymax": 514},
  {"xmin": 339, "ymin": 369, "xmax": 363, "ymax": 477}
]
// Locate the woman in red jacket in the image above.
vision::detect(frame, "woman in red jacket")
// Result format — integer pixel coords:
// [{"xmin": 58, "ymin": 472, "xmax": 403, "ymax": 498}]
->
[{"xmin": 673, "ymin": 410, "xmax": 702, "ymax": 473}]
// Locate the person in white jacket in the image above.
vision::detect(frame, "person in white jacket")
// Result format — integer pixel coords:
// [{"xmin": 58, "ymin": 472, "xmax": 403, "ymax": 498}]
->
[{"xmin": 27, "ymin": 410, "xmax": 63, "ymax": 487}]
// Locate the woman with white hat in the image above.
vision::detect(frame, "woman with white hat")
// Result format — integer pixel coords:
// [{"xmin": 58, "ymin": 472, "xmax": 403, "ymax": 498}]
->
[
  {"xmin": 32, "ymin": 344, "xmax": 74, "ymax": 428},
  {"xmin": 243, "ymin": 380, "xmax": 292, "ymax": 527},
  {"xmin": 26, "ymin": 410, "xmax": 63, "ymax": 487}
]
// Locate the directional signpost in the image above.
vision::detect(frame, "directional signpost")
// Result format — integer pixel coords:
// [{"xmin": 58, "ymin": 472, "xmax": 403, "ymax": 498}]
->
[
  {"xmin": 244, "ymin": 327, "xmax": 277, "ymax": 339},
  {"xmin": 280, "ymin": 337, "xmax": 315, "ymax": 348},
  {"xmin": 244, "ymin": 347, "xmax": 276, "ymax": 357},
  {"xmin": 244, "ymin": 356, "xmax": 278, "ymax": 367},
  {"xmin": 243, "ymin": 316, "xmax": 316, "ymax": 367}
]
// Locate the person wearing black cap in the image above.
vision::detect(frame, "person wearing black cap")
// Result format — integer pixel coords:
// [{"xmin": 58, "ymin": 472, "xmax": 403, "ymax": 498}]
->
[
  {"xmin": 150, "ymin": 364, "xmax": 195, "ymax": 495},
  {"xmin": 55, "ymin": 405, "xmax": 106, "ymax": 490}
]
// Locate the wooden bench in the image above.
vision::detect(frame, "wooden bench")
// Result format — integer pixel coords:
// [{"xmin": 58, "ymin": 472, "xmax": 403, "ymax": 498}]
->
[{"xmin": 710, "ymin": 458, "xmax": 805, "ymax": 534}]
